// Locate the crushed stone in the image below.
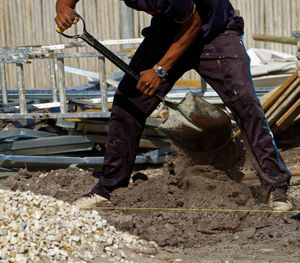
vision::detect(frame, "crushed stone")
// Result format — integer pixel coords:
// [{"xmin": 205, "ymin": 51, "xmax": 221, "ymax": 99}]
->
[{"xmin": 0, "ymin": 189, "xmax": 158, "ymax": 263}]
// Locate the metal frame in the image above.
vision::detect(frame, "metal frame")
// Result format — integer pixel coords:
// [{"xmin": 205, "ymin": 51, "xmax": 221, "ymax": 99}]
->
[
  {"xmin": 0, "ymin": 40, "xmax": 141, "ymax": 119},
  {"xmin": 0, "ymin": 38, "xmax": 210, "ymax": 120}
]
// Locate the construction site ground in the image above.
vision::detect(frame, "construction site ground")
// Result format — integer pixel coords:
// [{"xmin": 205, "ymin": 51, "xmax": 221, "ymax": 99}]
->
[{"xmin": 0, "ymin": 125, "xmax": 299, "ymax": 262}]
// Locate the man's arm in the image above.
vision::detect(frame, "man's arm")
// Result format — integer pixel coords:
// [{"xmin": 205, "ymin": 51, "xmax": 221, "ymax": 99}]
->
[
  {"xmin": 55, "ymin": 0, "xmax": 80, "ymax": 31},
  {"xmin": 137, "ymin": 10, "xmax": 202, "ymax": 96}
]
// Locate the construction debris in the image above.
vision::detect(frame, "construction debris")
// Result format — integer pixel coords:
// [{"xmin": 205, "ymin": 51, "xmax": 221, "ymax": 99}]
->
[
  {"xmin": 235, "ymin": 69, "xmax": 300, "ymax": 136},
  {"xmin": 0, "ymin": 118, "xmax": 171, "ymax": 170},
  {"xmin": 261, "ymin": 69, "xmax": 299, "ymax": 134},
  {"xmin": 0, "ymin": 36, "xmax": 298, "ymax": 173},
  {"xmin": 0, "ymin": 134, "xmax": 94, "ymax": 156},
  {"xmin": 0, "ymin": 146, "xmax": 171, "ymax": 171},
  {"xmin": 248, "ymin": 48, "xmax": 298, "ymax": 87}
]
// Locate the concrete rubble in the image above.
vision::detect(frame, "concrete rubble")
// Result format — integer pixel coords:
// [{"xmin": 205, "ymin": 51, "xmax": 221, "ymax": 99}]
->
[{"xmin": 0, "ymin": 189, "xmax": 158, "ymax": 263}]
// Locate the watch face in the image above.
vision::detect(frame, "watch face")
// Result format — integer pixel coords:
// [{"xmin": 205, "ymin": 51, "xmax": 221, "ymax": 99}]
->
[{"xmin": 157, "ymin": 67, "xmax": 166, "ymax": 78}]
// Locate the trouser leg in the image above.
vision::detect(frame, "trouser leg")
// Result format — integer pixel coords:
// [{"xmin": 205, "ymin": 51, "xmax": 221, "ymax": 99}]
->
[
  {"xmin": 92, "ymin": 101, "xmax": 144, "ymax": 198},
  {"xmin": 196, "ymin": 22, "xmax": 291, "ymax": 193},
  {"xmin": 93, "ymin": 17, "xmax": 190, "ymax": 198}
]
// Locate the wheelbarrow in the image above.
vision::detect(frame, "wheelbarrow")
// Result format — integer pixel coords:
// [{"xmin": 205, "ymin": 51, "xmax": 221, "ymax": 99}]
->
[{"xmin": 56, "ymin": 13, "xmax": 232, "ymax": 152}]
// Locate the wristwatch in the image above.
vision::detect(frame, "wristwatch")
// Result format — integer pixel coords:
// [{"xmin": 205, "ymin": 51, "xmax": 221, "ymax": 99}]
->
[{"xmin": 153, "ymin": 65, "xmax": 168, "ymax": 78}]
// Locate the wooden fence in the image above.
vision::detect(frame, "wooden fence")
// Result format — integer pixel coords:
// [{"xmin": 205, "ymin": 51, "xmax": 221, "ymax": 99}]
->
[{"xmin": 0, "ymin": 0, "xmax": 299, "ymax": 91}]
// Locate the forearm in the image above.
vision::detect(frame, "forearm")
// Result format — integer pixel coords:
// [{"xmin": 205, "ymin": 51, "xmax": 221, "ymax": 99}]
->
[
  {"xmin": 157, "ymin": 10, "xmax": 202, "ymax": 72},
  {"xmin": 137, "ymin": 11, "xmax": 202, "ymax": 96}
]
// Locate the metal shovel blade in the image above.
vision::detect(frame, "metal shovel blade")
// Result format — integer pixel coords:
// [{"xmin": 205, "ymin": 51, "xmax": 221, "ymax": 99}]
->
[{"xmin": 159, "ymin": 92, "xmax": 232, "ymax": 152}]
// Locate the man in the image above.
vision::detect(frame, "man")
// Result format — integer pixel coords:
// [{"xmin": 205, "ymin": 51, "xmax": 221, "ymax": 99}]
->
[{"xmin": 55, "ymin": 0, "xmax": 293, "ymax": 211}]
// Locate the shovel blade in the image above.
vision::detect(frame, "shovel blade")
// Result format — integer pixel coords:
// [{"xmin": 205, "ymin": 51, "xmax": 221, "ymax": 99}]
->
[{"xmin": 159, "ymin": 92, "xmax": 232, "ymax": 152}]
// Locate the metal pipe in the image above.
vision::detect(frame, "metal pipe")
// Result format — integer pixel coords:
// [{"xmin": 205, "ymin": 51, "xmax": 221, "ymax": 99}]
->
[
  {"xmin": 16, "ymin": 63, "xmax": 27, "ymax": 114},
  {"xmin": 98, "ymin": 57, "xmax": 108, "ymax": 113},
  {"xmin": 48, "ymin": 52, "xmax": 58, "ymax": 102},
  {"xmin": 0, "ymin": 63, "xmax": 8, "ymax": 105},
  {"xmin": 57, "ymin": 58, "xmax": 67, "ymax": 113}
]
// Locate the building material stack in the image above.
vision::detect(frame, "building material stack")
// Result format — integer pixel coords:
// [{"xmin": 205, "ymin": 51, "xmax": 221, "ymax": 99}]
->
[
  {"xmin": 260, "ymin": 69, "xmax": 299, "ymax": 134},
  {"xmin": 235, "ymin": 31, "xmax": 300, "ymax": 137},
  {"xmin": 234, "ymin": 69, "xmax": 299, "ymax": 138}
]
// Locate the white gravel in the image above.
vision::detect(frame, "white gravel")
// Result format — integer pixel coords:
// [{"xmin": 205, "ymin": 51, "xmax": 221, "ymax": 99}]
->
[{"xmin": 0, "ymin": 189, "xmax": 158, "ymax": 263}]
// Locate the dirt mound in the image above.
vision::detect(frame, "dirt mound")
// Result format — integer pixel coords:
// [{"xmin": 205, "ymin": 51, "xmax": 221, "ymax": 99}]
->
[
  {"xmin": 0, "ymin": 168, "xmax": 98, "ymax": 204},
  {"xmin": 106, "ymin": 163, "xmax": 264, "ymax": 248},
  {"xmin": 1, "ymin": 127, "xmax": 299, "ymax": 261},
  {"xmin": 1, "ymin": 161, "xmax": 298, "ymax": 252}
]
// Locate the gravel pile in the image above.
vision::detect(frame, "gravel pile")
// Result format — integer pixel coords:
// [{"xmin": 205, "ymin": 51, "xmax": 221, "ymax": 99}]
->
[{"xmin": 0, "ymin": 189, "xmax": 157, "ymax": 263}]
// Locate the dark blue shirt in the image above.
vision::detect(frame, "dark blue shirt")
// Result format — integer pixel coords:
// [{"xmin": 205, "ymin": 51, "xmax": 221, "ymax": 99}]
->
[{"xmin": 124, "ymin": 0, "xmax": 235, "ymax": 38}]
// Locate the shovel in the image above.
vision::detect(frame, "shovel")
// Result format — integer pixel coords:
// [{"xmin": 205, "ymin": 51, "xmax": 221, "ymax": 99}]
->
[
  {"xmin": 56, "ymin": 12, "xmax": 168, "ymax": 103},
  {"xmin": 56, "ymin": 13, "xmax": 232, "ymax": 152}
]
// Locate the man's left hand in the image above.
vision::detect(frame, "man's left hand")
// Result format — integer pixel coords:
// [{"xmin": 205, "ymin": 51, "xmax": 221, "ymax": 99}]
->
[{"xmin": 136, "ymin": 69, "xmax": 162, "ymax": 96}]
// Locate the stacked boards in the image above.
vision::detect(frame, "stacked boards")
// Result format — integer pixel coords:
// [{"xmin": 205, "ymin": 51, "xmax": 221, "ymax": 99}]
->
[{"xmin": 235, "ymin": 69, "xmax": 300, "ymax": 136}]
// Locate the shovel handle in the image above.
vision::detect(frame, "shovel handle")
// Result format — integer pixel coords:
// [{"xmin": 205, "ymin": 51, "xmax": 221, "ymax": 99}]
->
[
  {"xmin": 56, "ymin": 13, "xmax": 166, "ymax": 102},
  {"xmin": 56, "ymin": 12, "xmax": 140, "ymax": 82},
  {"xmin": 78, "ymin": 32, "xmax": 167, "ymax": 102},
  {"xmin": 81, "ymin": 30, "xmax": 141, "ymax": 82}
]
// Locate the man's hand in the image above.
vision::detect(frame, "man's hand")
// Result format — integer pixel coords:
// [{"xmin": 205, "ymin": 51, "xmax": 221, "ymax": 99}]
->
[
  {"xmin": 136, "ymin": 11, "xmax": 202, "ymax": 97},
  {"xmin": 55, "ymin": 0, "xmax": 79, "ymax": 31},
  {"xmin": 137, "ymin": 69, "xmax": 162, "ymax": 96}
]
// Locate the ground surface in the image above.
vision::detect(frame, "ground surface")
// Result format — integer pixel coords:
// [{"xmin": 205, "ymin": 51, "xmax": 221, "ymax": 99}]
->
[{"xmin": 0, "ymin": 129, "xmax": 299, "ymax": 262}]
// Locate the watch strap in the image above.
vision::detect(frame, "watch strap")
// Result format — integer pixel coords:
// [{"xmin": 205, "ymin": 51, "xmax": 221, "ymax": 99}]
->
[{"xmin": 153, "ymin": 64, "xmax": 160, "ymax": 72}]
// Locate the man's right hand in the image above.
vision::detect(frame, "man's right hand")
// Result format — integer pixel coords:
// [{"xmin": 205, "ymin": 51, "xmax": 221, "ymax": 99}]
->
[{"xmin": 55, "ymin": 0, "xmax": 79, "ymax": 31}]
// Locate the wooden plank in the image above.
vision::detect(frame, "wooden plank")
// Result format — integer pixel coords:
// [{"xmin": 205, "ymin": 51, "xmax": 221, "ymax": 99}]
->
[
  {"xmin": 265, "ymin": 78, "xmax": 300, "ymax": 122},
  {"xmin": 235, "ymin": 72, "xmax": 299, "ymax": 137},
  {"xmin": 259, "ymin": 85, "xmax": 278, "ymax": 105},
  {"xmin": 253, "ymin": 34, "xmax": 298, "ymax": 45},
  {"xmin": 272, "ymin": 97, "xmax": 300, "ymax": 134},
  {"xmin": 268, "ymin": 83, "xmax": 300, "ymax": 127},
  {"xmin": 261, "ymin": 70, "xmax": 299, "ymax": 112}
]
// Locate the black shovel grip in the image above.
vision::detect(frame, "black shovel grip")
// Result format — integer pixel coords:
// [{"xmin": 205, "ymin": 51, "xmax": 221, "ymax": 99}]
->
[
  {"xmin": 81, "ymin": 31, "xmax": 140, "ymax": 82},
  {"xmin": 56, "ymin": 13, "xmax": 166, "ymax": 102},
  {"xmin": 81, "ymin": 32, "xmax": 167, "ymax": 101}
]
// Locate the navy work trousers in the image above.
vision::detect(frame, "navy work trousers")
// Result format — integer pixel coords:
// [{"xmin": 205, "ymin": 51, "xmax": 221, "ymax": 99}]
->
[{"xmin": 93, "ymin": 16, "xmax": 291, "ymax": 199}]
